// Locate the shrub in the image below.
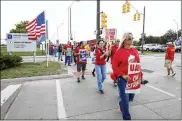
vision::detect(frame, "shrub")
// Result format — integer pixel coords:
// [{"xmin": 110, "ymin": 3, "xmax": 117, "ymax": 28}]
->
[{"xmin": 0, "ymin": 54, "xmax": 22, "ymax": 70}]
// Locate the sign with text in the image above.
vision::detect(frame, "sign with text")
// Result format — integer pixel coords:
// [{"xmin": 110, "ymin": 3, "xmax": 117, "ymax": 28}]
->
[
  {"xmin": 6, "ymin": 33, "xmax": 36, "ymax": 52},
  {"xmin": 125, "ymin": 55, "xmax": 141, "ymax": 94},
  {"xmin": 104, "ymin": 28, "xmax": 117, "ymax": 41},
  {"xmin": 79, "ymin": 49, "xmax": 87, "ymax": 62}
]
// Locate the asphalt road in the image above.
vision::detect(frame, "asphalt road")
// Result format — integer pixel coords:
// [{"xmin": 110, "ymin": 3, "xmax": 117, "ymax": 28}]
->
[{"xmin": 1, "ymin": 53, "xmax": 181, "ymax": 120}]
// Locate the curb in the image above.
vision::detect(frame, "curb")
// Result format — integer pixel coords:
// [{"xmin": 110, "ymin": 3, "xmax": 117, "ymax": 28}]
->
[{"xmin": 1, "ymin": 74, "xmax": 73, "ymax": 83}]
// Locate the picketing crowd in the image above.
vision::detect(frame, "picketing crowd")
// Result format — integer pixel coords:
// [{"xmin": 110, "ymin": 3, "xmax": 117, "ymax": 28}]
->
[{"xmin": 50, "ymin": 32, "xmax": 176, "ymax": 120}]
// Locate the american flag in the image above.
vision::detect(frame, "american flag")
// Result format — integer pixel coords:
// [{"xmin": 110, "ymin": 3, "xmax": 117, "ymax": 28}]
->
[{"xmin": 26, "ymin": 11, "xmax": 46, "ymax": 40}]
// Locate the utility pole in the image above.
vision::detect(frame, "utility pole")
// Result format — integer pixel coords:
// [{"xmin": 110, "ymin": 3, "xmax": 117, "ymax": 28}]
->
[
  {"xmin": 70, "ymin": 7, "xmax": 72, "ymax": 40},
  {"xmin": 96, "ymin": 0, "xmax": 100, "ymax": 42},
  {"xmin": 141, "ymin": 6, "xmax": 145, "ymax": 54}
]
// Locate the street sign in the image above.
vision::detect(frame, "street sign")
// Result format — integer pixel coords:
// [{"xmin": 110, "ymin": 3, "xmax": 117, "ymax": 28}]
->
[
  {"xmin": 6, "ymin": 33, "xmax": 36, "ymax": 52},
  {"xmin": 104, "ymin": 28, "xmax": 117, "ymax": 41}
]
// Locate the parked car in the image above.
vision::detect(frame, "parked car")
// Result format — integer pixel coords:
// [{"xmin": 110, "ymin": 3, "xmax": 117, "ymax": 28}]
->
[
  {"xmin": 140, "ymin": 44, "xmax": 153, "ymax": 51},
  {"xmin": 175, "ymin": 45, "xmax": 181, "ymax": 52},
  {"xmin": 152, "ymin": 45, "xmax": 167, "ymax": 52}
]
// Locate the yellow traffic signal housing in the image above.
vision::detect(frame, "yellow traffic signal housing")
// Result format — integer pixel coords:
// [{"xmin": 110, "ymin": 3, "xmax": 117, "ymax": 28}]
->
[
  {"xmin": 122, "ymin": 3, "xmax": 127, "ymax": 13},
  {"xmin": 133, "ymin": 13, "xmax": 137, "ymax": 21},
  {"xmin": 101, "ymin": 12, "xmax": 107, "ymax": 28},
  {"xmin": 126, "ymin": 2, "xmax": 131, "ymax": 12},
  {"xmin": 137, "ymin": 13, "xmax": 140, "ymax": 20}
]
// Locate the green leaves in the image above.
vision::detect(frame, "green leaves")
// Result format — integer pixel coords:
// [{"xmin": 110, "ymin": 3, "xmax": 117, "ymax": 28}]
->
[{"xmin": 9, "ymin": 21, "xmax": 29, "ymax": 33}]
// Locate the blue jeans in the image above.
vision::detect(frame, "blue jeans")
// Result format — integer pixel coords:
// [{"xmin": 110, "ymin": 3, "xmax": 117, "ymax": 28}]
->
[
  {"xmin": 58, "ymin": 52, "xmax": 62, "ymax": 61},
  {"xmin": 117, "ymin": 77, "xmax": 135, "ymax": 120},
  {"xmin": 65, "ymin": 56, "xmax": 71, "ymax": 65},
  {"xmin": 95, "ymin": 64, "xmax": 106, "ymax": 91}
]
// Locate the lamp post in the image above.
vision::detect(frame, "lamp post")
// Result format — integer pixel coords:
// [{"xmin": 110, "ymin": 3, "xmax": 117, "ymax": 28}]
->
[{"xmin": 68, "ymin": 0, "xmax": 79, "ymax": 41}]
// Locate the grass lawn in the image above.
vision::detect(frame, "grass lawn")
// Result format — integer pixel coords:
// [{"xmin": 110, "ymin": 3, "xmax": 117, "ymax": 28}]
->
[
  {"xmin": 1, "ymin": 46, "xmax": 46, "ymax": 56},
  {"xmin": 1, "ymin": 62, "xmax": 65, "ymax": 79}
]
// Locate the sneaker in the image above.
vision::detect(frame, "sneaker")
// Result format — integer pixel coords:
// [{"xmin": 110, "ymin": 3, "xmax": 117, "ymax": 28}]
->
[
  {"xmin": 114, "ymin": 82, "xmax": 117, "ymax": 87},
  {"xmin": 141, "ymin": 80, "xmax": 149, "ymax": 85},
  {"xmin": 166, "ymin": 74, "xmax": 170, "ymax": 76},
  {"xmin": 92, "ymin": 72, "xmax": 95, "ymax": 77},
  {"xmin": 82, "ymin": 75, "xmax": 85, "ymax": 80},
  {"xmin": 172, "ymin": 73, "xmax": 176, "ymax": 77},
  {"xmin": 77, "ymin": 78, "xmax": 80, "ymax": 82},
  {"xmin": 99, "ymin": 90, "xmax": 104, "ymax": 94}
]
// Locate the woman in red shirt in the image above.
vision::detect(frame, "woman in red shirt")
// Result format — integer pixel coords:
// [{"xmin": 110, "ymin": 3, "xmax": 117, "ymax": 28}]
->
[
  {"xmin": 95, "ymin": 40, "xmax": 108, "ymax": 94},
  {"xmin": 111, "ymin": 32, "xmax": 142, "ymax": 120}
]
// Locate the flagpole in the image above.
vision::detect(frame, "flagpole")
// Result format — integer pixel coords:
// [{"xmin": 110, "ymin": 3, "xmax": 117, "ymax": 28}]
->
[
  {"xmin": 46, "ymin": 20, "xmax": 49, "ymax": 67},
  {"xmin": 44, "ymin": 10, "xmax": 49, "ymax": 67}
]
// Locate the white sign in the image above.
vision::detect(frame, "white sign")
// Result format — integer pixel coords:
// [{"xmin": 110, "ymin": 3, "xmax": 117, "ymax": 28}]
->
[
  {"xmin": 6, "ymin": 33, "xmax": 36, "ymax": 52},
  {"xmin": 104, "ymin": 28, "xmax": 117, "ymax": 41}
]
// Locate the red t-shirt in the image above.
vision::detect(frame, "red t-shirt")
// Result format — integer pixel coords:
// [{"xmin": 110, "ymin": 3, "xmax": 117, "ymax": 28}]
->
[
  {"xmin": 166, "ymin": 46, "xmax": 175, "ymax": 61},
  {"xmin": 111, "ymin": 45, "xmax": 118, "ymax": 63},
  {"xmin": 74, "ymin": 46, "xmax": 87, "ymax": 64},
  {"xmin": 64, "ymin": 44, "xmax": 72, "ymax": 55},
  {"xmin": 95, "ymin": 47, "xmax": 107, "ymax": 65},
  {"xmin": 112, "ymin": 47, "xmax": 140, "ymax": 77}
]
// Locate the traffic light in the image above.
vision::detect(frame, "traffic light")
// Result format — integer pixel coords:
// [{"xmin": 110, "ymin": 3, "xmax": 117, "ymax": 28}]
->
[
  {"xmin": 122, "ymin": 3, "xmax": 127, "ymax": 13},
  {"xmin": 126, "ymin": 2, "xmax": 131, "ymax": 12},
  {"xmin": 137, "ymin": 13, "xmax": 140, "ymax": 20},
  {"xmin": 101, "ymin": 12, "xmax": 107, "ymax": 28},
  {"xmin": 133, "ymin": 13, "xmax": 137, "ymax": 21}
]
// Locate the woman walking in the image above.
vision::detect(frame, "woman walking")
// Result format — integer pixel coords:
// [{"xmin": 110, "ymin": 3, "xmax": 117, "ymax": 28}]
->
[
  {"xmin": 95, "ymin": 40, "xmax": 108, "ymax": 94},
  {"xmin": 111, "ymin": 32, "xmax": 142, "ymax": 120}
]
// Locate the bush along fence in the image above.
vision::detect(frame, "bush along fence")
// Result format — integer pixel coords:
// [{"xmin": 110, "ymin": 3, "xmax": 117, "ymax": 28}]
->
[{"xmin": 0, "ymin": 55, "xmax": 22, "ymax": 70}]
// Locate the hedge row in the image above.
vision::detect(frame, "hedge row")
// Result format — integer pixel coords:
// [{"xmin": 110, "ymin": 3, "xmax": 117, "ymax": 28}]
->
[{"xmin": 0, "ymin": 55, "xmax": 22, "ymax": 70}]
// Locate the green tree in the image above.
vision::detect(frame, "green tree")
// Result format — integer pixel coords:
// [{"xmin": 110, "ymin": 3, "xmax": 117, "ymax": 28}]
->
[{"xmin": 10, "ymin": 21, "xmax": 29, "ymax": 33}]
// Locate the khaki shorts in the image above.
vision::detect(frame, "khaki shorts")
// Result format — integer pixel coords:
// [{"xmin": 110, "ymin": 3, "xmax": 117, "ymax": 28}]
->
[{"xmin": 164, "ymin": 60, "xmax": 172, "ymax": 69}]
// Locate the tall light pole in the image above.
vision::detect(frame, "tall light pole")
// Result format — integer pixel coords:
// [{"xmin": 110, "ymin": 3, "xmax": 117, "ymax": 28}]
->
[
  {"xmin": 173, "ymin": 19, "xmax": 179, "ymax": 40},
  {"xmin": 68, "ymin": 0, "xmax": 79, "ymax": 41}
]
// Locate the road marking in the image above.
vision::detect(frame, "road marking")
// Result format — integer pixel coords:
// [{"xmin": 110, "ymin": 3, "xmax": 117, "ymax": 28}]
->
[
  {"xmin": 56, "ymin": 80, "xmax": 67, "ymax": 119},
  {"xmin": 1, "ymin": 84, "xmax": 22, "ymax": 106},
  {"xmin": 146, "ymin": 84, "xmax": 181, "ymax": 100}
]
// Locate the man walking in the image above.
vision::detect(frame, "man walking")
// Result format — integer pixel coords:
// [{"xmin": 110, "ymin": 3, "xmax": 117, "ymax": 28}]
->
[
  {"xmin": 64, "ymin": 41, "xmax": 72, "ymax": 66},
  {"xmin": 57, "ymin": 44, "xmax": 63, "ymax": 61},
  {"xmin": 165, "ymin": 42, "xmax": 176, "ymax": 76},
  {"xmin": 74, "ymin": 41, "xmax": 88, "ymax": 82}
]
